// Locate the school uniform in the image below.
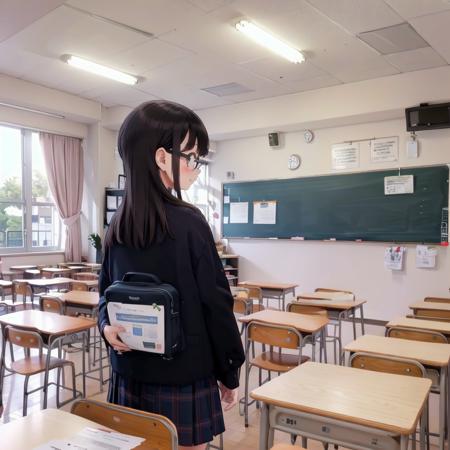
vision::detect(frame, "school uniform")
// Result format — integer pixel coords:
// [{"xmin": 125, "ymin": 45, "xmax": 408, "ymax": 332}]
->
[{"xmin": 98, "ymin": 201, "xmax": 245, "ymax": 446}]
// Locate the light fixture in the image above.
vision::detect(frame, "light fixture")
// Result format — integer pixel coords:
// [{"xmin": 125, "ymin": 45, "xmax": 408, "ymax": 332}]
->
[
  {"xmin": 235, "ymin": 20, "xmax": 305, "ymax": 64},
  {"xmin": 0, "ymin": 101, "xmax": 65, "ymax": 119},
  {"xmin": 62, "ymin": 55, "xmax": 139, "ymax": 85}
]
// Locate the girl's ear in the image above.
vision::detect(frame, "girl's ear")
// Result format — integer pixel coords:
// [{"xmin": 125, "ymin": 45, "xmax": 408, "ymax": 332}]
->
[{"xmin": 155, "ymin": 147, "xmax": 168, "ymax": 171}]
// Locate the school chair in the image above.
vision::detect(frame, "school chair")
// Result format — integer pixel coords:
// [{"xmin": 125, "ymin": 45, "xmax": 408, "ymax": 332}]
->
[
  {"xmin": 386, "ymin": 326, "xmax": 446, "ymax": 403},
  {"xmin": 287, "ymin": 302, "xmax": 330, "ymax": 363},
  {"xmin": 39, "ymin": 295, "xmax": 65, "ymax": 315},
  {"xmin": 71, "ymin": 399, "xmax": 178, "ymax": 449},
  {"xmin": 243, "ymin": 320, "xmax": 310, "ymax": 427},
  {"xmin": 12, "ymin": 281, "xmax": 33, "ymax": 308},
  {"xmin": 3, "ymin": 325, "xmax": 77, "ymax": 416},
  {"xmin": 239, "ymin": 283, "xmax": 266, "ymax": 311},
  {"xmin": 73, "ymin": 272, "xmax": 99, "ymax": 281},
  {"xmin": 349, "ymin": 352, "xmax": 429, "ymax": 450},
  {"xmin": 70, "ymin": 281, "xmax": 89, "ymax": 292}
]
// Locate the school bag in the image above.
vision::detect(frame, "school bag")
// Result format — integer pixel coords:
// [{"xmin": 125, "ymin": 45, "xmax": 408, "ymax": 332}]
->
[{"xmin": 105, "ymin": 272, "xmax": 183, "ymax": 359}]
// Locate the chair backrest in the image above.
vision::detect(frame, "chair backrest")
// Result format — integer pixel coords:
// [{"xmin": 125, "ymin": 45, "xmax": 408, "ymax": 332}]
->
[
  {"xmin": 40, "ymin": 296, "xmax": 65, "ymax": 315},
  {"xmin": 248, "ymin": 321, "xmax": 301, "ymax": 349},
  {"xmin": 287, "ymin": 302, "xmax": 328, "ymax": 316},
  {"xmin": 73, "ymin": 272, "xmax": 99, "ymax": 281},
  {"xmin": 315, "ymin": 287, "xmax": 355, "ymax": 300},
  {"xmin": 424, "ymin": 296, "xmax": 450, "ymax": 303},
  {"xmin": 71, "ymin": 400, "xmax": 178, "ymax": 450},
  {"xmin": 239, "ymin": 284, "xmax": 262, "ymax": 301},
  {"xmin": 350, "ymin": 352, "xmax": 426, "ymax": 378},
  {"xmin": 5, "ymin": 326, "xmax": 43, "ymax": 350},
  {"xmin": 233, "ymin": 297, "xmax": 248, "ymax": 315},
  {"xmin": 387, "ymin": 326, "xmax": 448, "ymax": 343},
  {"xmin": 13, "ymin": 281, "xmax": 30, "ymax": 297},
  {"xmin": 41, "ymin": 270, "xmax": 56, "ymax": 279},
  {"xmin": 71, "ymin": 281, "xmax": 89, "ymax": 292}
]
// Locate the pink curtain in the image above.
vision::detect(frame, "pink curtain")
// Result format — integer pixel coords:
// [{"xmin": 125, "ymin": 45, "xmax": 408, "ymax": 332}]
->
[{"xmin": 39, "ymin": 132, "xmax": 83, "ymax": 261}]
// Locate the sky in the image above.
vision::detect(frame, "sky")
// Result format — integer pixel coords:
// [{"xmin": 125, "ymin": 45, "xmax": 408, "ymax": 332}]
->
[{"xmin": 0, "ymin": 124, "xmax": 48, "ymax": 187}]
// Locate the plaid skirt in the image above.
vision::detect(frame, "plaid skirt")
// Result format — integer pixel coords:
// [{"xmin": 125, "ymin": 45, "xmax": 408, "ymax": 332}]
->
[{"xmin": 108, "ymin": 371, "xmax": 225, "ymax": 446}]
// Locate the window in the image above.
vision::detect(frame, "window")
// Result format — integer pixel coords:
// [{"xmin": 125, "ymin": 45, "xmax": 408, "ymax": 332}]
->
[
  {"xmin": 184, "ymin": 164, "xmax": 210, "ymax": 222},
  {"xmin": 0, "ymin": 125, "xmax": 62, "ymax": 253}
]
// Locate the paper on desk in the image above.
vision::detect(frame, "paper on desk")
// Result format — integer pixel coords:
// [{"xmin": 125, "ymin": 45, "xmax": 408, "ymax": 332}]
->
[
  {"xmin": 33, "ymin": 427, "xmax": 144, "ymax": 450},
  {"xmin": 416, "ymin": 245, "xmax": 437, "ymax": 269},
  {"xmin": 107, "ymin": 302, "xmax": 165, "ymax": 353}
]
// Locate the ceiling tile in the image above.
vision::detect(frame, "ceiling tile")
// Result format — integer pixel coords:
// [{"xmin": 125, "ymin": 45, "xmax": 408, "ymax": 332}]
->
[
  {"xmin": 3, "ymin": 5, "xmax": 149, "ymax": 60},
  {"xmin": 66, "ymin": 0, "xmax": 207, "ymax": 36},
  {"xmin": 0, "ymin": 0, "xmax": 64, "ymax": 43},
  {"xmin": 305, "ymin": 0, "xmax": 403, "ymax": 34},
  {"xmin": 86, "ymin": 86, "xmax": 160, "ymax": 108},
  {"xmin": 384, "ymin": 0, "xmax": 450, "ymax": 20},
  {"xmin": 240, "ymin": 57, "xmax": 328, "ymax": 83},
  {"xmin": 282, "ymin": 74, "xmax": 342, "ymax": 93},
  {"xmin": 333, "ymin": 58, "xmax": 400, "ymax": 83},
  {"xmin": 104, "ymin": 39, "xmax": 195, "ymax": 76},
  {"xmin": 385, "ymin": 46, "xmax": 447, "ymax": 72},
  {"xmin": 186, "ymin": 0, "xmax": 235, "ymax": 13},
  {"xmin": 410, "ymin": 10, "xmax": 450, "ymax": 63}
]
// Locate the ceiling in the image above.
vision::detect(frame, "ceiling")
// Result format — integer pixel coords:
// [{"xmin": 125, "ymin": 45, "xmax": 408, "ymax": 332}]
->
[{"xmin": 1, "ymin": 0, "xmax": 450, "ymax": 112}]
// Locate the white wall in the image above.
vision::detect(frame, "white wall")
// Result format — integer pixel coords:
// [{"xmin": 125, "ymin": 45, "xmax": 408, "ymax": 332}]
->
[{"xmin": 210, "ymin": 118, "xmax": 450, "ymax": 321}]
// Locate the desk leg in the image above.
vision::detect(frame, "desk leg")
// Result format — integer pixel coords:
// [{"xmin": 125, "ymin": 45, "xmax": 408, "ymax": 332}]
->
[
  {"xmin": 0, "ymin": 324, "xmax": 6, "ymax": 416},
  {"xmin": 401, "ymin": 435, "xmax": 409, "ymax": 450},
  {"xmin": 43, "ymin": 336, "xmax": 54, "ymax": 409},
  {"xmin": 338, "ymin": 312, "xmax": 344, "ymax": 365},
  {"xmin": 446, "ymin": 364, "xmax": 450, "ymax": 450},
  {"xmin": 439, "ymin": 366, "xmax": 446, "ymax": 450},
  {"xmin": 351, "ymin": 308, "xmax": 357, "ymax": 339},
  {"xmin": 244, "ymin": 322, "xmax": 250, "ymax": 427},
  {"xmin": 360, "ymin": 305, "xmax": 365, "ymax": 335},
  {"xmin": 259, "ymin": 403, "xmax": 270, "ymax": 450},
  {"xmin": 82, "ymin": 331, "xmax": 87, "ymax": 398}
]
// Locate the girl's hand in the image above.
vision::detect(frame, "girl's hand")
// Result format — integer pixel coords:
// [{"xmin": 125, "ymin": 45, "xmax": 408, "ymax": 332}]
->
[
  {"xmin": 218, "ymin": 382, "xmax": 238, "ymax": 411},
  {"xmin": 103, "ymin": 325, "xmax": 132, "ymax": 353}
]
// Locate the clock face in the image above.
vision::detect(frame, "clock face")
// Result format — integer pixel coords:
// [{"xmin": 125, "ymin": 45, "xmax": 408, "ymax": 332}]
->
[
  {"xmin": 304, "ymin": 129, "xmax": 314, "ymax": 143},
  {"xmin": 288, "ymin": 154, "xmax": 301, "ymax": 170}
]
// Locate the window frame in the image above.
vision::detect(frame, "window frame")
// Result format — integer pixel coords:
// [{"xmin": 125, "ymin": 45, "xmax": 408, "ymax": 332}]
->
[{"xmin": 0, "ymin": 126, "xmax": 62, "ymax": 254}]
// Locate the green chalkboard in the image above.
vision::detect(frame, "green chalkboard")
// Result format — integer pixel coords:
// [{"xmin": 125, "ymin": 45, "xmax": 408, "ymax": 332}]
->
[{"xmin": 222, "ymin": 166, "xmax": 449, "ymax": 242}]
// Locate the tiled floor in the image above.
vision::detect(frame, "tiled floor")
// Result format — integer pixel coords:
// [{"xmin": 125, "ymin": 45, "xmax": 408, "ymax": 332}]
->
[{"xmin": 0, "ymin": 311, "xmax": 441, "ymax": 450}]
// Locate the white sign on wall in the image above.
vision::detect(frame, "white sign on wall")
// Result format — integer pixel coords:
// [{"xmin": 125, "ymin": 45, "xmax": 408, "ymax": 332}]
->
[
  {"xmin": 371, "ymin": 137, "xmax": 398, "ymax": 163},
  {"xmin": 384, "ymin": 175, "xmax": 414, "ymax": 195},
  {"xmin": 331, "ymin": 143, "xmax": 360, "ymax": 170}
]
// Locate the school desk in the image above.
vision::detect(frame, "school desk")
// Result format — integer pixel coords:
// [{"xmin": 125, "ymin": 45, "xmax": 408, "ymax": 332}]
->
[
  {"xmin": 345, "ymin": 334, "xmax": 450, "ymax": 450},
  {"xmin": 238, "ymin": 281, "xmax": 297, "ymax": 310},
  {"xmin": 0, "ymin": 310, "xmax": 94, "ymax": 411},
  {"xmin": 386, "ymin": 317, "xmax": 450, "ymax": 338},
  {"xmin": 409, "ymin": 301, "xmax": 450, "ymax": 320},
  {"xmin": 250, "ymin": 361, "xmax": 431, "ymax": 450},
  {"xmin": 294, "ymin": 295, "xmax": 366, "ymax": 363}
]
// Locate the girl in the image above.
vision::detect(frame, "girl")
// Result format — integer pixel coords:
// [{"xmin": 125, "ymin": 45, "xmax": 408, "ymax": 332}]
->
[{"xmin": 98, "ymin": 100, "xmax": 245, "ymax": 449}]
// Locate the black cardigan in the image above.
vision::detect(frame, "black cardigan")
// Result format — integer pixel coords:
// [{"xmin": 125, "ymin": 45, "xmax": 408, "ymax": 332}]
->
[{"xmin": 98, "ymin": 202, "xmax": 245, "ymax": 389}]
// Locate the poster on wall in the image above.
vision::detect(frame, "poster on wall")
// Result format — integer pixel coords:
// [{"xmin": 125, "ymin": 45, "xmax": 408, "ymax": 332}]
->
[
  {"xmin": 384, "ymin": 246, "xmax": 406, "ymax": 270},
  {"xmin": 370, "ymin": 137, "xmax": 398, "ymax": 163},
  {"xmin": 416, "ymin": 245, "xmax": 437, "ymax": 269},
  {"xmin": 384, "ymin": 175, "xmax": 414, "ymax": 195},
  {"xmin": 331, "ymin": 143, "xmax": 359, "ymax": 170},
  {"xmin": 253, "ymin": 201, "xmax": 277, "ymax": 224},
  {"xmin": 229, "ymin": 202, "xmax": 248, "ymax": 223}
]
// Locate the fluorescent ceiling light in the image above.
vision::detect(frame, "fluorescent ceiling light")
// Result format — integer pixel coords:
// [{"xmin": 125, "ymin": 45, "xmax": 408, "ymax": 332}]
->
[
  {"xmin": 0, "ymin": 101, "xmax": 65, "ymax": 119},
  {"xmin": 235, "ymin": 20, "xmax": 305, "ymax": 64},
  {"xmin": 63, "ymin": 55, "xmax": 139, "ymax": 85}
]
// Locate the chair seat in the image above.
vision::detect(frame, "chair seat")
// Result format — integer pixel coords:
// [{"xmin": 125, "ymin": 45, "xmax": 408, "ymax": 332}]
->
[
  {"xmin": 251, "ymin": 351, "xmax": 310, "ymax": 372},
  {"xmin": 10, "ymin": 355, "xmax": 73, "ymax": 376}
]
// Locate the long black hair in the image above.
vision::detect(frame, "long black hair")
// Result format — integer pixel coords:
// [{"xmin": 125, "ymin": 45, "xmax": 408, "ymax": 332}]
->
[{"xmin": 105, "ymin": 100, "xmax": 209, "ymax": 249}]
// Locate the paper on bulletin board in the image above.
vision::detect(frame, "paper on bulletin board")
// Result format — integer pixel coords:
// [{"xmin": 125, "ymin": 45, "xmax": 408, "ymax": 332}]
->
[
  {"xmin": 416, "ymin": 245, "xmax": 437, "ymax": 268},
  {"xmin": 230, "ymin": 202, "xmax": 249, "ymax": 223},
  {"xmin": 253, "ymin": 201, "xmax": 277, "ymax": 224},
  {"xmin": 370, "ymin": 137, "xmax": 398, "ymax": 163},
  {"xmin": 331, "ymin": 143, "xmax": 359, "ymax": 170},
  {"xmin": 384, "ymin": 246, "xmax": 406, "ymax": 270},
  {"xmin": 384, "ymin": 175, "xmax": 414, "ymax": 195},
  {"xmin": 223, "ymin": 216, "xmax": 229, "ymax": 224}
]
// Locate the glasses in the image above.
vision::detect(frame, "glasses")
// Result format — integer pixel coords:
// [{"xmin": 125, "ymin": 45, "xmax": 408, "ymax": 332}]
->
[{"xmin": 165, "ymin": 148, "xmax": 205, "ymax": 170}]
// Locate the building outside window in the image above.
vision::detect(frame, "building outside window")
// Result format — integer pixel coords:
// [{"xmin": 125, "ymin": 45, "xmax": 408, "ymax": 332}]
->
[{"xmin": 0, "ymin": 125, "xmax": 62, "ymax": 253}]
